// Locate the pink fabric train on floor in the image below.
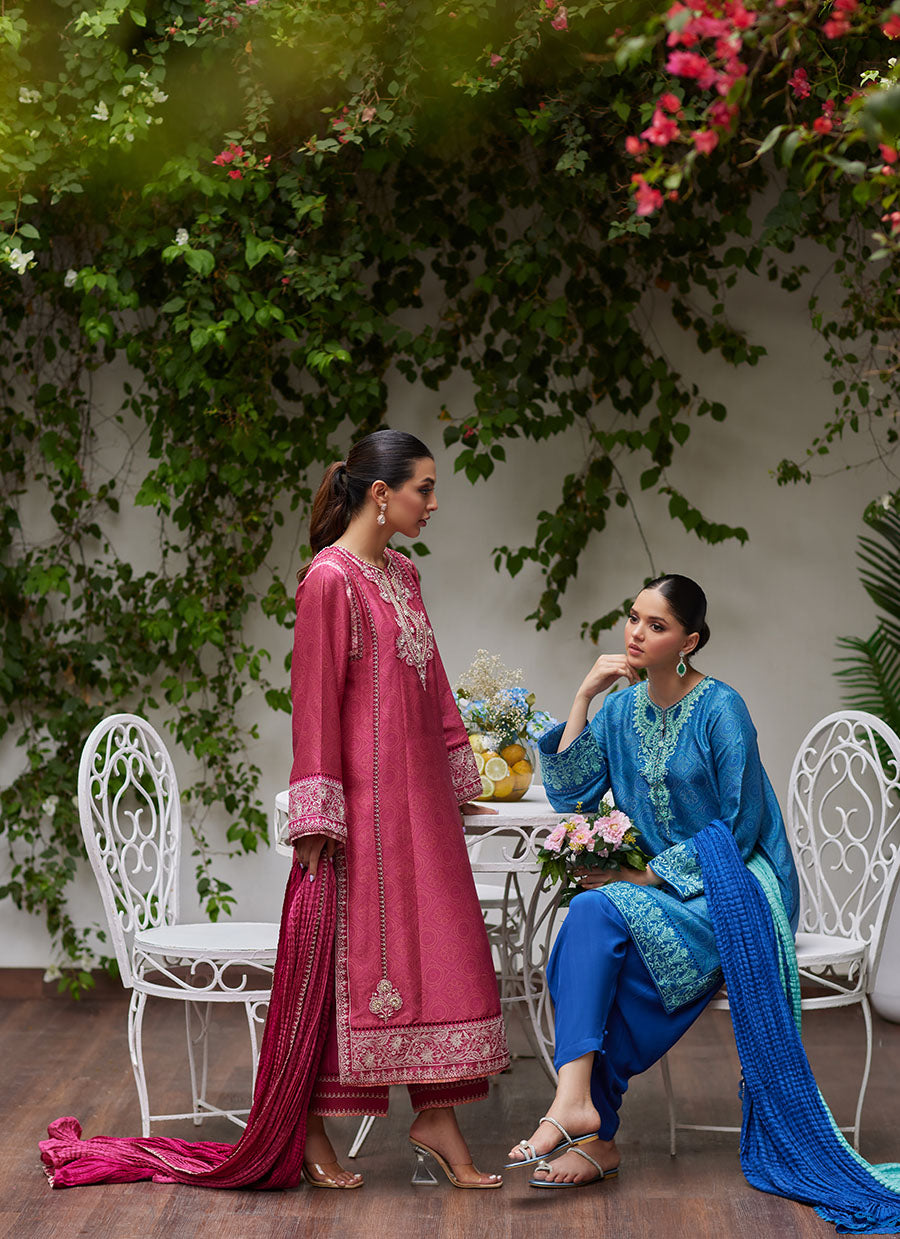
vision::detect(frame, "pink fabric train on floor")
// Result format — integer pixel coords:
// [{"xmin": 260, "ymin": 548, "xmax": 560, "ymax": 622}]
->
[{"xmin": 40, "ymin": 858, "xmax": 335, "ymax": 1189}]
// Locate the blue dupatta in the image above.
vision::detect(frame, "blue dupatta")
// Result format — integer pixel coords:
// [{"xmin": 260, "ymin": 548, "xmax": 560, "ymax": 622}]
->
[{"xmin": 696, "ymin": 821, "xmax": 900, "ymax": 1234}]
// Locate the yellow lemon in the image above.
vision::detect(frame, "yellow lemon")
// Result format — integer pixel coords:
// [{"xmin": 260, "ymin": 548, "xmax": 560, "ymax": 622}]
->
[
  {"xmin": 500, "ymin": 743, "xmax": 528, "ymax": 766},
  {"xmin": 469, "ymin": 734, "xmax": 486, "ymax": 754},
  {"xmin": 490, "ymin": 774, "xmax": 516, "ymax": 800},
  {"xmin": 473, "ymin": 752, "xmax": 485, "ymax": 774},
  {"xmin": 476, "ymin": 774, "xmax": 495, "ymax": 800},
  {"xmin": 484, "ymin": 756, "xmax": 510, "ymax": 782},
  {"xmin": 512, "ymin": 758, "xmax": 533, "ymax": 775}
]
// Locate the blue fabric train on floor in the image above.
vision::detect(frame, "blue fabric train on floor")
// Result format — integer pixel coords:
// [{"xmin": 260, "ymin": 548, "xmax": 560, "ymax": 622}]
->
[{"xmin": 696, "ymin": 820, "xmax": 900, "ymax": 1236}]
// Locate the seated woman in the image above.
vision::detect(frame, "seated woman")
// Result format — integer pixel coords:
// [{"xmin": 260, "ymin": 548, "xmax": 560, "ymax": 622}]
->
[{"xmin": 507, "ymin": 573, "xmax": 799, "ymax": 1188}]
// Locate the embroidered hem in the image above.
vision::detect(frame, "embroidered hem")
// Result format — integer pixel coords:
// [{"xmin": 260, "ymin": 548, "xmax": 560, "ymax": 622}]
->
[
  {"xmin": 651, "ymin": 840, "xmax": 704, "ymax": 899},
  {"xmin": 343, "ymin": 1013, "xmax": 510, "ymax": 1086},
  {"xmin": 599, "ymin": 883, "xmax": 721, "ymax": 1013},
  {"xmin": 286, "ymin": 774, "xmax": 346, "ymax": 842},
  {"xmin": 539, "ymin": 723, "xmax": 606, "ymax": 808},
  {"xmin": 448, "ymin": 741, "xmax": 482, "ymax": 802}
]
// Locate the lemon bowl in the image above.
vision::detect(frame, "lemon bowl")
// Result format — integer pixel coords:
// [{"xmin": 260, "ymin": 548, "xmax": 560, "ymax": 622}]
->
[{"xmin": 468, "ymin": 735, "xmax": 536, "ymax": 802}]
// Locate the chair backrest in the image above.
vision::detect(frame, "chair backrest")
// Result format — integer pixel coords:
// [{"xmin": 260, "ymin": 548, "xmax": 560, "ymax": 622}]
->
[
  {"xmin": 787, "ymin": 710, "xmax": 900, "ymax": 979},
  {"xmin": 78, "ymin": 714, "xmax": 182, "ymax": 987}
]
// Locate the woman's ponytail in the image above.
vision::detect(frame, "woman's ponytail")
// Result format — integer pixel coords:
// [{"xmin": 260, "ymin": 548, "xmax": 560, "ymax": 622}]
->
[{"xmin": 297, "ymin": 429, "xmax": 433, "ymax": 583}]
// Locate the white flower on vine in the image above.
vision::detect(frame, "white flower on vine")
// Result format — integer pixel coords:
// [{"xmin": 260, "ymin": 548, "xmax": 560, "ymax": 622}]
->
[
  {"xmin": 91, "ymin": 100, "xmax": 109, "ymax": 121},
  {"xmin": 64, "ymin": 269, "xmax": 78, "ymax": 288},
  {"xmin": 175, "ymin": 228, "xmax": 189, "ymax": 246},
  {"xmin": 880, "ymin": 493, "xmax": 893, "ymax": 511},
  {"xmin": 6, "ymin": 247, "xmax": 34, "ymax": 274},
  {"xmin": 42, "ymin": 795, "xmax": 59, "ymax": 817},
  {"xmin": 151, "ymin": 87, "xmax": 168, "ymax": 104},
  {"xmin": 121, "ymin": 84, "xmax": 134, "ymax": 97},
  {"xmin": 18, "ymin": 86, "xmax": 41, "ymax": 104},
  {"xmin": 43, "ymin": 965, "xmax": 62, "ymax": 982}
]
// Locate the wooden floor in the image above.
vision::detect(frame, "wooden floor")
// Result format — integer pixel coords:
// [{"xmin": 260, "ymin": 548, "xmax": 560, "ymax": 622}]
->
[{"xmin": 2, "ymin": 993, "xmax": 899, "ymax": 1239}]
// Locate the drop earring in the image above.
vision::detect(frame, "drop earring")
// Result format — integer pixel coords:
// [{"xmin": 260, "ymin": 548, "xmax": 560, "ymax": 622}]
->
[
  {"xmin": 676, "ymin": 653, "xmax": 687, "ymax": 678},
  {"xmin": 377, "ymin": 502, "xmax": 386, "ymax": 527}
]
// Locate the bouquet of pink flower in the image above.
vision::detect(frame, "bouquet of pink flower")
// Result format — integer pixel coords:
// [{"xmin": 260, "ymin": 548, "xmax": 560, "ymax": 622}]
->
[{"xmin": 538, "ymin": 799, "xmax": 650, "ymax": 906}]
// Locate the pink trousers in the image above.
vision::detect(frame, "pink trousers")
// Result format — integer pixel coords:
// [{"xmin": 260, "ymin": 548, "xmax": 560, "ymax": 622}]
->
[{"xmin": 310, "ymin": 1005, "xmax": 489, "ymax": 1116}]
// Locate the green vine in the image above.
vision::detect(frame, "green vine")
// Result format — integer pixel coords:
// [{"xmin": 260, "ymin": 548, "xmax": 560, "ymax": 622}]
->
[{"xmin": 2, "ymin": 0, "xmax": 899, "ymax": 989}]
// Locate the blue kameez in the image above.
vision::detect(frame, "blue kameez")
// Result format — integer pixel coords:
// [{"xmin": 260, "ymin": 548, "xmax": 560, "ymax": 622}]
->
[{"xmin": 538, "ymin": 677, "xmax": 800, "ymax": 1136}]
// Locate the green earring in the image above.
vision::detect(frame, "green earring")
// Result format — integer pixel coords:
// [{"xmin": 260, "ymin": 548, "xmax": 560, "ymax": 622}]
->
[{"xmin": 676, "ymin": 654, "xmax": 687, "ymax": 678}]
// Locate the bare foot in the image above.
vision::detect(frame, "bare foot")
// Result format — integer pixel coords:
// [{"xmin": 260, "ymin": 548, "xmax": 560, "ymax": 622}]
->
[
  {"xmin": 304, "ymin": 1113, "xmax": 363, "ymax": 1188},
  {"xmin": 530, "ymin": 1136, "xmax": 619, "ymax": 1185},
  {"xmin": 507, "ymin": 1100, "xmax": 602, "ymax": 1164},
  {"xmin": 410, "ymin": 1107, "xmax": 502, "ymax": 1187}
]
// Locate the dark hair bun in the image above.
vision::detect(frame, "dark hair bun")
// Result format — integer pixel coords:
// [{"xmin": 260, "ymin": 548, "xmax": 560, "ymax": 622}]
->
[{"xmin": 696, "ymin": 621, "xmax": 711, "ymax": 652}]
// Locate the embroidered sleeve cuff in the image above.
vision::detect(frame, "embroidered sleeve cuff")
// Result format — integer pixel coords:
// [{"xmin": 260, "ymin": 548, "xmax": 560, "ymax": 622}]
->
[
  {"xmin": 650, "ymin": 840, "xmax": 704, "ymax": 899},
  {"xmin": 448, "ymin": 742, "xmax": 483, "ymax": 803},
  {"xmin": 286, "ymin": 774, "xmax": 347, "ymax": 843},
  {"xmin": 537, "ymin": 723, "xmax": 607, "ymax": 811}
]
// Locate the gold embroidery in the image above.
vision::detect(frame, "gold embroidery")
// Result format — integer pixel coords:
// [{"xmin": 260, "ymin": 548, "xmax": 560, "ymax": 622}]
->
[
  {"xmin": 333, "ymin": 548, "xmax": 434, "ymax": 688},
  {"xmin": 369, "ymin": 976, "xmax": 403, "ymax": 1021}
]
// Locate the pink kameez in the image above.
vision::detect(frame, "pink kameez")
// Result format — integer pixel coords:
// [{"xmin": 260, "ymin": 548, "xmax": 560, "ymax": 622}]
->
[{"xmin": 287, "ymin": 545, "xmax": 509, "ymax": 1103}]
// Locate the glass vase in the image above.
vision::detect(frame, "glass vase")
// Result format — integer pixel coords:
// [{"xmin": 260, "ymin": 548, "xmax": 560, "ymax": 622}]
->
[{"xmin": 468, "ymin": 734, "xmax": 536, "ymax": 803}]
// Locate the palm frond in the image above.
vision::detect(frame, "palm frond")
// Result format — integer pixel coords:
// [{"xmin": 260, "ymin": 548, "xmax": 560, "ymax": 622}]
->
[{"xmin": 835, "ymin": 626, "xmax": 900, "ymax": 736}]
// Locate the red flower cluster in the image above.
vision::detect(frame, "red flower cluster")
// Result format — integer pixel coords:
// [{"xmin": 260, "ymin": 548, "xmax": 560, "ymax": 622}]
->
[
  {"xmin": 664, "ymin": 0, "xmax": 753, "ymax": 98},
  {"xmin": 884, "ymin": 12, "xmax": 900, "ymax": 37},
  {"xmin": 211, "ymin": 142, "xmax": 271, "ymax": 179},
  {"xmin": 823, "ymin": 0, "xmax": 857, "ymax": 39},
  {"xmin": 788, "ymin": 66, "xmax": 810, "ymax": 99},
  {"xmin": 632, "ymin": 174, "xmax": 664, "ymax": 216}
]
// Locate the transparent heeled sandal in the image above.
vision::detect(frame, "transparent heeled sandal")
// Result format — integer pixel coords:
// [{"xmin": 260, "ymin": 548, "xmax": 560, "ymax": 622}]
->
[{"xmin": 409, "ymin": 1139, "xmax": 502, "ymax": 1189}]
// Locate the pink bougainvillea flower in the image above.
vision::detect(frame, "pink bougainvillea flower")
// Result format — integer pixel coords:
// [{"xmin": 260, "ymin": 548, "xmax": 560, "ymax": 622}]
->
[
  {"xmin": 882, "ymin": 210, "xmax": 900, "ymax": 232},
  {"xmin": 788, "ymin": 66, "xmax": 810, "ymax": 99},
  {"xmin": 660, "ymin": 91, "xmax": 682, "ymax": 113},
  {"xmin": 666, "ymin": 50, "xmax": 719, "ymax": 90},
  {"xmin": 551, "ymin": 6, "xmax": 568, "ymax": 30},
  {"xmin": 625, "ymin": 135, "xmax": 649, "ymax": 155},
  {"xmin": 632, "ymin": 174, "xmax": 663, "ymax": 216},
  {"xmin": 692, "ymin": 128, "xmax": 719, "ymax": 153},
  {"xmin": 642, "ymin": 107, "xmax": 681, "ymax": 146},
  {"xmin": 884, "ymin": 14, "xmax": 900, "ymax": 37},
  {"xmin": 668, "ymin": 189, "xmax": 680, "ymax": 200},
  {"xmin": 228, "ymin": 168, "xmax": 243, "ymax": 179},
  {"xmin": 281, "ymin": 276, "xmax": 290, "ymax": 285},
  {"xmin": 490, "ymin": 52, "xmax": 502, "ymax": 66},
  {"xmin": 708, "ymin": 99, "xmax": 738, "ymax": 129},
  {"xmin": 813, "ymin": 115, "xmax": 834, "ymax": 134},
  {"xmin": 823, "ymin": 15, "xmax": 851, "ymax": 37},
  {"xmin": 880, "ymin": 143, "xmax": 899, "ymax": 164},
  {"xmin": 545, "ymin": 0, "xmax": 557, "ymax": 8}
]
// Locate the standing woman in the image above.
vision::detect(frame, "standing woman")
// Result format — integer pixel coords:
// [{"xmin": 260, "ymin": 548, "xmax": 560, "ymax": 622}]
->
[
  {"xmin": 506, "ymin": 574, "xmax": 799, "ymax": 1187},
  {"xmin": 291, "ymin": 429, "xmax": 509, "ymax": 1189}
]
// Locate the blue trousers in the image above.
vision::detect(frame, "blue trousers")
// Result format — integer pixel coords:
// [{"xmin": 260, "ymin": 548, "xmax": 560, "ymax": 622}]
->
[{"xmin": 548, "ymin": 890, "xmax": 718, "ymax": 1139}]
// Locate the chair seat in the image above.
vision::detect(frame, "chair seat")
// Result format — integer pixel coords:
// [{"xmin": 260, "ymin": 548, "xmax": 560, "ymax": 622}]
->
[
  {"xmin": 135, "ymin": 921, "xmax": 279, "ymax": 959},
  {"xmin": 794, "ymin": 930, "xmax": 866, "ymax": 970}
]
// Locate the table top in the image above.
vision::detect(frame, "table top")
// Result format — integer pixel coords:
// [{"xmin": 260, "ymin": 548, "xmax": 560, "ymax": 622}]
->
[{"xmin": 274, "ymin": 784, "xmax": 561, "ymax": 828}]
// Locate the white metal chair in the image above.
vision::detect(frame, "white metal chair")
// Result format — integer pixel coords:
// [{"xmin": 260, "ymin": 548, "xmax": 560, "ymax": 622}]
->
[
  {"xmin": 662, "ymin": 709, "xmax": 900, "ymax": 1154},
  {"xmin": 79, "ymin": 713, "xmax": 279, "ymax": 1136}
]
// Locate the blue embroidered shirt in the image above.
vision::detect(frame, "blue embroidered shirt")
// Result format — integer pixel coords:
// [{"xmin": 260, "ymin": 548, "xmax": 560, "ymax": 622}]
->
[{"xmin": 538, "ymin": 677, "xmax": 800, "ymax": 1012}]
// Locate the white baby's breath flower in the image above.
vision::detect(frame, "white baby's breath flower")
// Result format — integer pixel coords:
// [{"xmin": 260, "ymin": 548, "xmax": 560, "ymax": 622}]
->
[
  {"xmin": 18, "ymin": 86, "xmax": 41, "ymax": 104},
  {"xmin": 175, "ymin": 228, "xmax": 189, "ymax": 246},
  {"xmin": 64, "ymin": 268, "xmax": 78, "ymax": 288},
  {"xmin": 91, "ymin": 100, "xmax": 109, "ymax": 121},
  {"xmin": 7, "ymin": 247, "xmax": 34, "ymax": 274}
]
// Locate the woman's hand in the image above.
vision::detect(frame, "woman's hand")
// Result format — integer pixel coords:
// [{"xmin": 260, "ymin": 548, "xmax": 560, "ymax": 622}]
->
[
  {"xmin": 292, "ymin": 832, "xmax": 337, "ymax": 879},
  {"xmin": 558, "ymin": 655, "xmax": 639, "ymax": 751},
  {"xmin": 461, "ymin": 802, "xmax": 498, "ymax": 816},
  {"xmin": 576, "ymin": 864, "xmax": 662, "ymax": 889},
  {"xmin": 577, "ymin": 654, "xmax": 639, "ymax": 702}
]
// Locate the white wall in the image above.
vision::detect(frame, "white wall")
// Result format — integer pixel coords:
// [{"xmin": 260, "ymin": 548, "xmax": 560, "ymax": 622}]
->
[{"xmin": 2, "ymin": 244, "xmax": 895, "ymax": 975}]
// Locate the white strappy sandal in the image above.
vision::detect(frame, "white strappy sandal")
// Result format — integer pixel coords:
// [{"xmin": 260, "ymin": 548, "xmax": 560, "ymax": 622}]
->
[
  {"xmin": 528, "ymin": 1144, "xmax": 620, "ymax": 1188},
  {"xmin": 504, "ymin": 1116, "xmax": 602, "ymax": 1169}
]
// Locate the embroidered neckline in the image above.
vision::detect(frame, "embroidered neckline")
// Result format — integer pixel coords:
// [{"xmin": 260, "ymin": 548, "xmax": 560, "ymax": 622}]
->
[
  {"xmin": 633, "ymin": 677, "xmax": 714, "ymax": 837},
  {"xmin": 329, "ymin": 545, "xmax": 389, "ymax": 574},
  {"xmin": 328, "ymin": 546, "xmax": 434, "ymax": 690}
]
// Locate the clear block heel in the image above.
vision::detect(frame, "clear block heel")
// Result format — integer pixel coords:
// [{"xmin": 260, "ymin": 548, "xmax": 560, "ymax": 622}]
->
[{"xmin": 411, "ymin": 1145, "xmax": 440, "ymax": 1186}]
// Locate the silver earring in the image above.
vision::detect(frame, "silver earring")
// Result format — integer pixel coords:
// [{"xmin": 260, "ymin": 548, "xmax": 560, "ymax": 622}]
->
[
  {"xmin": 676, "ymin": 654, "xmax": 687, "ymax": 678},
  {"xmin": 376, "ymin": 502, "xmax": 386, "ymax": 527}
]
